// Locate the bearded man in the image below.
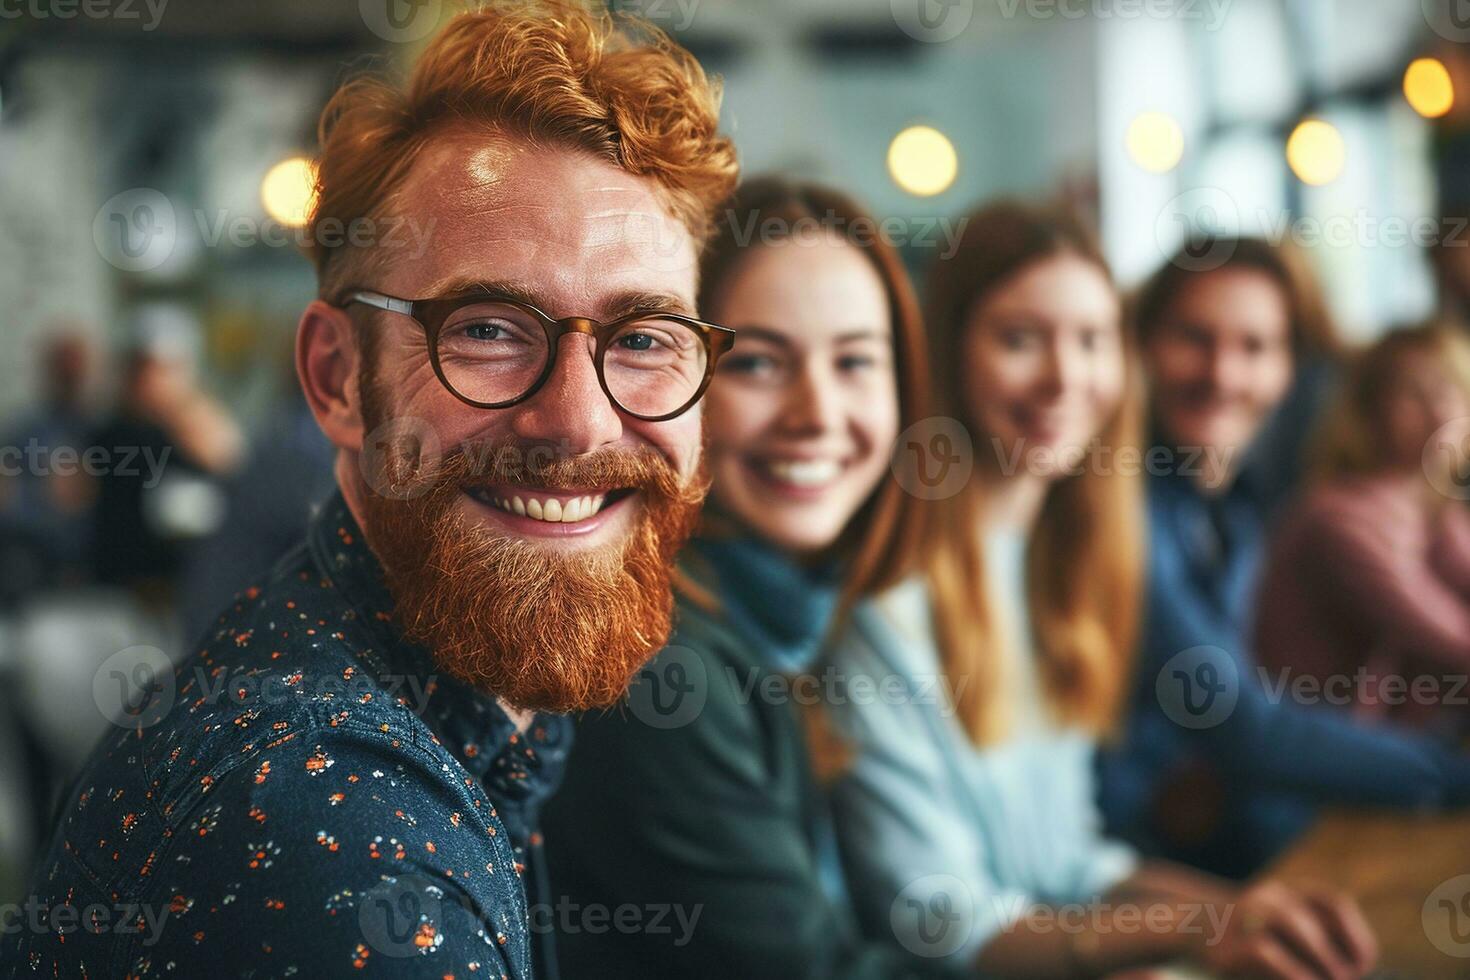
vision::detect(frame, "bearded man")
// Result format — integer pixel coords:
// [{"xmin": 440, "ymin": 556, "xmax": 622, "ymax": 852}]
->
[{"xmin": 5, "ymin": 3, "xmax": 737, "ymax": 977}]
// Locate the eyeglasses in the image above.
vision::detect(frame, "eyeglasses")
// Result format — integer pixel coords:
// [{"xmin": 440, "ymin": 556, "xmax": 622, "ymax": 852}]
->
[{"xmin": 339, "ymin": 287, "xmax": 736, "ymax": 422}]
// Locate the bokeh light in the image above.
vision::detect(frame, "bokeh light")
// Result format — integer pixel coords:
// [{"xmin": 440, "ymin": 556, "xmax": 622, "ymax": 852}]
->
[
  {"xmin": 1125, "ymin": 111, "xmax": 1184, "ymax": 173},
  {"xmin": 1285, "ymin": 119, "xmax": 1345, "ymax": 186},
  {"xmin": 887, "ymin": 125, "xmax": 958, "ymax": 197},
  {"xmin": 260, "ymin": 156, "xmax": 318, "ymax": 228},
  {"xmin": 1404, "ymin": 57, "xmax": 1454, "ymax": 119}
]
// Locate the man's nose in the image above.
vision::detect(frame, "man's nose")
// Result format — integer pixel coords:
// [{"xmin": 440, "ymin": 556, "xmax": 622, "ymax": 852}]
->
[{"xmin": 507, "ymin": 334, "xmax": 623, "ymax": 454}]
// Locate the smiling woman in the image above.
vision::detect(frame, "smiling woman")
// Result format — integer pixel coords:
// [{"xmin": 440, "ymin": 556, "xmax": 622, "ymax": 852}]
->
[{"xmin": 542, "ymin": 177, "xmax": 946, "ymax": 979}]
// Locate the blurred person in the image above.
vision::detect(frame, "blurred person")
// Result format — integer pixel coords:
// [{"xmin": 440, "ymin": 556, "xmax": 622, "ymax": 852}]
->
[
  {"xmin": 0, "ymin": 328, "xmax": 101, "ymax": 599},
  {"xmin": 825, "ymin": 202, "xmax": 1378, "ymax": 980},
  {"xmin": 178, "ymin": 351, "xmax": 337, "ymax": 643},
  {"xmin": 1098, "ymin": 238, "xmax": 1470, "ymax": 880},
  {"xmin": 6, "ymin": 3, "xmax": 737, "ymax": 978},
  {"xmin": 1255, "ymin": 322, "xmax": 1470, "ymax": 736},
  {"xmin": 88, "ymin": 312, "xmax": 244, "ymax": 602},
  {"xmin": 544, "ymin": 178, "xmax": 951, "ymax": 978}
]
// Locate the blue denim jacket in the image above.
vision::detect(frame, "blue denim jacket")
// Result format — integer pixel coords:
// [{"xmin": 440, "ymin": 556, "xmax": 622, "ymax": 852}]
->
[
  {"xmin": 1098, "ymin": 466, "xmax": 1467, "ymax": 876},
  {"xmin": 3, "ymin": 492, "xmax": 571, "ymax": 978}
]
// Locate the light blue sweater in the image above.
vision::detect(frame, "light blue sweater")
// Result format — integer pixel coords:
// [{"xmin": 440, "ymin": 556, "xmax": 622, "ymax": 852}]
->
[{"xmin": 826, "ymin": 531, "xmax": 1137, "ymax": 965}]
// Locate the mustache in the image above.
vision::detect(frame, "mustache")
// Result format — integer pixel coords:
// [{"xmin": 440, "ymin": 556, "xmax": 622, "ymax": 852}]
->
[{"xmin": 392, "ymin": 440, "xmax": 706, "ymax": 503}]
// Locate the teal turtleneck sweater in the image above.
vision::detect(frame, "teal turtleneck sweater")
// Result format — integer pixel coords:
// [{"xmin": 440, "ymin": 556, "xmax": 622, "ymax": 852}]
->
[{"xmin": 542, "ymin": 534, "xmax": 964, "ymax": 980}]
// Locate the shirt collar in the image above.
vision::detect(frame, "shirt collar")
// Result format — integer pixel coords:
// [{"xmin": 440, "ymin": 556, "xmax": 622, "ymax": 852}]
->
[{"xmin": 305, "ymin": 491, "xmax": 570, "ymax": 815}]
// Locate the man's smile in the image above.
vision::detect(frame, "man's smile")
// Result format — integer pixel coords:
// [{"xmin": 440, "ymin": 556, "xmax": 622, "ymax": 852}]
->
[{"xmin": 460, "ymin": 484, "xmax": 640, "ymax": 539}]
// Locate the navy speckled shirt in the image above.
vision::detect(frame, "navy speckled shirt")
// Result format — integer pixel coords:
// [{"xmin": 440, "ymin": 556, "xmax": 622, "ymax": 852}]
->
[{"xmin": 3, "ymin": 491, "xmax": 571, "ymax": 979}]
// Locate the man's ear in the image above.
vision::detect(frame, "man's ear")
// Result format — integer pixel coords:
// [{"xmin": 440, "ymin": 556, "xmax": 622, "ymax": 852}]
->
[{"xmin": 297, "ymin": 300, "xmax": 365, "ymax": 454}]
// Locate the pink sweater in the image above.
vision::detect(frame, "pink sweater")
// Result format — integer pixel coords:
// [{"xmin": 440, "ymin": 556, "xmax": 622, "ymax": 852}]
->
[{"xmin": 1254, "ymin": 474, "xmax": 1470, "ymax": 731}]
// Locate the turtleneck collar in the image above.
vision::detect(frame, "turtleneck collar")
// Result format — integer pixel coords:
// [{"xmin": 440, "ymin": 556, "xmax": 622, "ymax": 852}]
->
[{"xmin": 688, "ymin": 533, "xmax": 842, "ymax": 674}]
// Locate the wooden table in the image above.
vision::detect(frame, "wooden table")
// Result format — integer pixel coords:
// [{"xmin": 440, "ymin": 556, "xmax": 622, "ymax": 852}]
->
[{"xmin": 1268, "ymin": 809, "xmax": 1470, "ymax": 979}]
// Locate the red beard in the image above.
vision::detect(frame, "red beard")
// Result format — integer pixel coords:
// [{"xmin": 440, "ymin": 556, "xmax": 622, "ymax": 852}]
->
[{"xmin": 357, "ymin": 389, "xmax": 705, "ymax": 713}]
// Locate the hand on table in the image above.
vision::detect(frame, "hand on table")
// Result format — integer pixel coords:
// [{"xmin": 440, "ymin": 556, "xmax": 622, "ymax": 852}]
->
[{"xmin": 1193, "ymin": 882, "xmax": 1378, "ymax": 980}]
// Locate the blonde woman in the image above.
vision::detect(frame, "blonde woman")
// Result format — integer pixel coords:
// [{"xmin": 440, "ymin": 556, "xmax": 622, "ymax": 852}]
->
[
  {"xmin": 826, "ymin": 202, "xmax": 1378, "ymax": 979},
  {"xmin": 1256, "ymin": 322, "xmax": 1470, "ymax": 735}
]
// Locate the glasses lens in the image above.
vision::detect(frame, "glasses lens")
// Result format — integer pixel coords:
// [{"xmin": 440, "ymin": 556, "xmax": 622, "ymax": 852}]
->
[
  {"xmin": 603, "ymin": 317, "xmax": 708, "ymax": 418},
  {"xmin": 435, "ymin": 301, "xmax": 550, "ymax": 406}
]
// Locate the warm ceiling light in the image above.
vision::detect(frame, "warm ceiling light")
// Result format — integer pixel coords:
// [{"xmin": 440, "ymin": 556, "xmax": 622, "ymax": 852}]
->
[
  {"xmin": 1286, "ymin": 119, "xmax": 1345, "ymax": 186},
  {"xmin": 888, "ymin": 125, "xmax": 958, "ymax": 198},
  {"xmin": 1404, "ymin": 57, "xmax": 1454, "ymax": 119},
  {"xmin": 261, "ymin": 156, "xmax": 318, "ymax": 228},
  {"xmin": 1125, "ymin": 111, "xmax": 1185, "ymax": 174}
]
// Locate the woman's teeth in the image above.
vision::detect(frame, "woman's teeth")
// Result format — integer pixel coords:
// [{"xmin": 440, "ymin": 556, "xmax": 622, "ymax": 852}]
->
[
  {"xmin": 479, "ymin": 492, "xmax": 608, "ymax": 523},
  {"xmin": 763, "ymin": 459, "xmax": 842, "ymax": 487}
]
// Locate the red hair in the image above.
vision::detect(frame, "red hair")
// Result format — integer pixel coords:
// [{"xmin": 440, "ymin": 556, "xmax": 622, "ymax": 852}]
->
[{"xmin": 306, "ymin": 0, "xmax": 739, "ymax": 294}]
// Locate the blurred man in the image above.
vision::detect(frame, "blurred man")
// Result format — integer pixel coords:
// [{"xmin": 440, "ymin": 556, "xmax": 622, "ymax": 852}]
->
[
  {"xmin": 88, "ymin": 312, "xmax": 244, "ymax": 602},
  {"xmin": 4, "ymin": 3, "xmax": 737, "ymax": 978},
  {"xmin": 0, "ymin": 328, "xmax": 100, "ymax": 600},
  {"xmin": 1100, "ymin": 238, "xmax": 1470, "ymax": 880}
]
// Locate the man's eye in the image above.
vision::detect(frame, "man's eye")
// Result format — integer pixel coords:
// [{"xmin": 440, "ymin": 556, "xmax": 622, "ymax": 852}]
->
[
  {"xmin": 619, "ymin": 333, "xmax": 655, "ymax": 351},
  {"xmin": 464, "ymin": 323, "xmax": 503, "ymax": 341}
]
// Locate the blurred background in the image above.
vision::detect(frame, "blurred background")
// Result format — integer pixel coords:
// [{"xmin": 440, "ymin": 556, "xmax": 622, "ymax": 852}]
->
[{"xmin": 2, "ymin": 0, "xmax": 1469, "ymax": 915}]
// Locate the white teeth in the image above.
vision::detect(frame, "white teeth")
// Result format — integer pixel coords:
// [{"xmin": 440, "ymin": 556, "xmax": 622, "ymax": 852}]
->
[
  {"xmin": 476, "ymin": 490, "xmax": 612, "ymax": 524},
  {"xmin": 766, "ymin": 459, "xmax": 842, "ymax": 487}
]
